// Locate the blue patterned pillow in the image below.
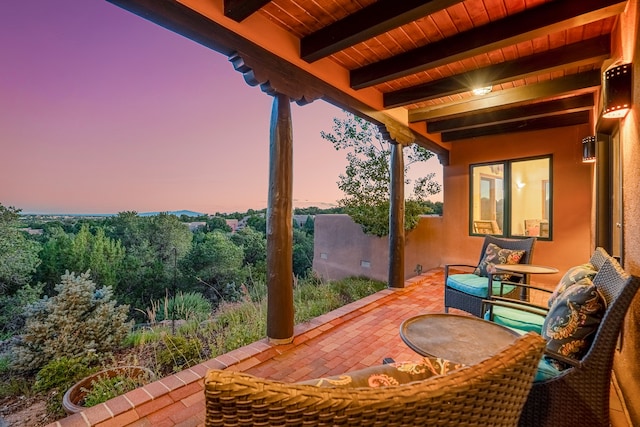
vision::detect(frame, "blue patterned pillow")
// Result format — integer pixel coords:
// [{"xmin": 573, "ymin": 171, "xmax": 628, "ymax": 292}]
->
[
  {"xmin": 548, "ymin": 263, "xmax": 598, "ymax": 307},
  {"xmin": 473, "ymin": 243, "xmax": 525, "ymax": 280},
  {"xmin": 542, "ymin": 277, "xmax": 605, "ymax": 369}
]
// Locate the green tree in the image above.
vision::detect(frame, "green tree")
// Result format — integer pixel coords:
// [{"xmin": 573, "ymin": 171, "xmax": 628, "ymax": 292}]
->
[
  {"xmin": 320, "ymin": 113, "xmax": 442, "ymax": 236},
  {"xmin": 292, "ymin": 228, "xmax": 314, "ymax": 278},
  {"xmin": 181, "ymin": 231, "xmax": 246, "ymax": 303},
  {"xmin": 0, "ymin": 204, "xmax": 41, "ymax": 295},
  {"xmin": 206, "ymin": 217, "xmax": 232, "ymax": 233},
  {"xmin": 13, "ymin": 271, "xmax": 132, "ymax": 371}
]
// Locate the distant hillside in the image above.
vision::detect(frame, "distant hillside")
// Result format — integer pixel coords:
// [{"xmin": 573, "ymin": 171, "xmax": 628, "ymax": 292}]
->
[{"xmin": 139, "ymin": 210, "xmax": 205, "ymax": 217}]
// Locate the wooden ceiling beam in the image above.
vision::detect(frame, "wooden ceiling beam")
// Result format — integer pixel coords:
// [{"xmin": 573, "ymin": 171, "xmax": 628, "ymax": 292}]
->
[
  {"xmin": 427, "ymin": 94, "xmax": 595, "ymax": 133},
  {"xmin": 441, "ymin": 111, "xmax": 590, "ymax": 142},
  {"xmin": 409, "ymin": 70, "xmax": 601, "ymax": 122},
  {"xmin": 351, "ymin": 0, "xmax": 625, "ymax": 89},
  {"xmin": 301, "ymin": 0, "xmax": 463, "ymax": 63},
  {"xmin": 384, "ymin": 36, "xmax": 610, "ymax": 108},
  {"xmin": 224, "ymin": 0, "xmax": 271, "ymax": 22}
]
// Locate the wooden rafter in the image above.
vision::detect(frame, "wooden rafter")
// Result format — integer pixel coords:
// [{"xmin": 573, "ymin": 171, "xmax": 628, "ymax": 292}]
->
[
  {"xmin": 301, "ymin": 0, "xmax": 463, "ymax": 62},
  {"xmin": 224, "ymin": 0, "xmax": 271, "ymax": 22},
  {"xmin": 409, "ymin": 70, "xmax": 602, "ymax": 122},
  {"xmin": 440, "ymin": 111, "xmax": 590, "ymax": 142},
  {"xmin": 384, "ymin": 36, "xmax": 610, "ymax": 108},
  {"xmin": 427, "ymin": 94, "xmax": 595, "ymax": 133},
  {"xmin": 351, "ymin": 0, "xmax": 626, "ymax": 89}
]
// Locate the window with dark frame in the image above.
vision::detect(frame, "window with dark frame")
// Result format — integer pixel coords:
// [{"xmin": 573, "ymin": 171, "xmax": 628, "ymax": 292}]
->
[{"xmin": 470, "ymin": 156, "xmax": 552, "ymax": 239}]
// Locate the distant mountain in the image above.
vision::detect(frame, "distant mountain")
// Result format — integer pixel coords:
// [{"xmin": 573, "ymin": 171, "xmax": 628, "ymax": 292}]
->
[{"xmin": 139, "ymin": 210, "xmax": 206, "ymax": 217}]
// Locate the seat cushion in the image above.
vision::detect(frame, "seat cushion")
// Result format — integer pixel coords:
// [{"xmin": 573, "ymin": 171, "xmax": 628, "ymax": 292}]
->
[
  {"xmin": 534, "ymin": 357, "xmax": 563, "ymax": 382},
  {"xmin": 473, "ymin": 243, "xmax": 525, "ymax": 281},
  {"xmin": 542, "ymin": 277, "xmax": 606, "ymax": 367},
  {"xmin": 447, "ymin": 274, "xmax": 515, "ymax": 298},
  {"xmin": 297, "ymin": 357, "xmax": 464, "ymax": 388},
  {"xmin": 548, "ymin": 263, "xmax": 598, "ymax": 307},
  {"xmin": 484, "ymin": 305, "xmax": 545, "ymax": 334}
]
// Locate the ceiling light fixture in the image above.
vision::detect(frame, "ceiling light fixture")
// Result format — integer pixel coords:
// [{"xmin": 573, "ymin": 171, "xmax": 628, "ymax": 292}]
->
[
  {"xmin": 472, "ymin": 86, "xmax": 492, "ymax": 96},
  {"xmin": 602, "ymin": 63, "xmax": 632, "ymax": 119}
]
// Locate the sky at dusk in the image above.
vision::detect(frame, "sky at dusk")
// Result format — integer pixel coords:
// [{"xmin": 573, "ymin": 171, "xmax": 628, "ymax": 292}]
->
[{"xmin": 1, "ymin": 0, "xmax": 442, "ymax": 215}]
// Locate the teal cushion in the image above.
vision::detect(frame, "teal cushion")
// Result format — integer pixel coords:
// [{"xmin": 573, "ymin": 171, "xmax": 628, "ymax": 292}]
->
[
  {"xmin": 446, "ymin": 274, "xmax": 515, "ymax": 298},
  {"xmin": 484, "ymin": 306, "xmax": 545, "ymax": 334},
  {"xmin": 534, "ymin": 357, "xmax": 563, "ymax": 382}
]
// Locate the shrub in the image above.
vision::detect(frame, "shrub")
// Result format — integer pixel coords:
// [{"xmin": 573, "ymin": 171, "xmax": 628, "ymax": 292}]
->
[
  {"xmin": 156, "ymin": 291, "xmax": 212, "ymax": 323},
  {"xmin": 33, "ymin": 357, "xmax": 95, "ymax": 393},
  {"xmin": 157, "ymin": 335, "xmax": 202, "ymax": 373},
  {"xmin": 81, "ymin": 368, "xmax": 153, "ymax": 407},
  {"xmin": 12, "ymin": 271, "xmax": 133, "ymax": 371}
]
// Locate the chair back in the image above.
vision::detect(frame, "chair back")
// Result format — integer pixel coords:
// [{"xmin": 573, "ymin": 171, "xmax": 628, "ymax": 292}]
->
[
  {"xmin": 478, "ymin": 235, "xmax": 536, "ymax": 266},
  {"xmin": 520, "ymin": 251, "xmax": 640, "ymax": 427},
  {"xmin": 205, "ymin": 333, "xmax": 546, "ymax": 427}
]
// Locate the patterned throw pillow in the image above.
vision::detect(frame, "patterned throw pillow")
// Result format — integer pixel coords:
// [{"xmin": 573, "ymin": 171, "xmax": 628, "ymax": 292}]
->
[
  {"xmin": 473, "ymin": 243, "xmax": 525, "ymax": 280},
  {"xmin": 297, "ymin": 357, "xmax": 464, "ymax": 388},
  {"xmin": 547, "ymin": 263, "xmax": 598, "ymax": 308},
  {"xmin": 542, "ymin": 277, "xmax": 605, "ymax": 369}
]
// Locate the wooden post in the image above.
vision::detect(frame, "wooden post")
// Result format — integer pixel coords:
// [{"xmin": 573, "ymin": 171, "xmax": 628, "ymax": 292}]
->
[
  {"xmin": 388, "ymin": 141, "xmax": 405, "ymax": 288},
  {"xmin": 266, "ymin": 93, "xmax": 294, "ymax": 343}
]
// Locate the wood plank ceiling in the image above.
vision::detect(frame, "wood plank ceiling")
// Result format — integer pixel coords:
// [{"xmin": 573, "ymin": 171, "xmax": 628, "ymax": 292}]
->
[{"xmin": 109, "ymin": 0, "xmax": 627, "ymax": 151}]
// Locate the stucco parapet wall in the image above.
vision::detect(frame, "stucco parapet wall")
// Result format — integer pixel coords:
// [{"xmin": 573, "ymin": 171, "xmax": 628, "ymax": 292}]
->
[{"xmin": 313, "ymin": 214, "xmax": 444, "ymax": 283}]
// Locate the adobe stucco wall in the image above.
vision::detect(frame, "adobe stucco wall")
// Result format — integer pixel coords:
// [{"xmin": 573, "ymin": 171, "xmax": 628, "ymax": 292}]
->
[
  {"xmin": 612, "ymin": 0, "xmax": 640, "ymax": 424},
  {"xmin": 313, "ymin": 214, "xmax": 443, "ymax": 283},
  {"xmin": 441, "ymin": 124, "xmax": 594, "ymax": 286}
]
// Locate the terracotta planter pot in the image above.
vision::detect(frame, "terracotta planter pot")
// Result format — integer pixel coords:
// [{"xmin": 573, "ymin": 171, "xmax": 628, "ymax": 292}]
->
[{"xmin": 62, "ymin": 366, "xmax": 155, "ymax": 414}]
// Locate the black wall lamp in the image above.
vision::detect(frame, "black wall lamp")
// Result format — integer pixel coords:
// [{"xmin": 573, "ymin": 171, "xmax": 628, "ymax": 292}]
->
[
  {"xmin": 582, "ymin": 135, "xmax": 596, "ymax": 163},
  {"xmin": 602, "ymin": 63, "xmax": 632, "ymax": 119}
]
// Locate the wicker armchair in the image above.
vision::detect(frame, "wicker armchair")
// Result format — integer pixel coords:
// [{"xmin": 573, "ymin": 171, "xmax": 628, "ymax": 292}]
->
[
  {"xmin": 444, "ymin": 235, "xmax": 536, "ymax": 317},
  {"xmin": 484, "ymin": 248, "xmax": 640, "ymax": 427},
  {"xmin": 204, "ymin": 332, "xmax": 545, "ymax": 427}
]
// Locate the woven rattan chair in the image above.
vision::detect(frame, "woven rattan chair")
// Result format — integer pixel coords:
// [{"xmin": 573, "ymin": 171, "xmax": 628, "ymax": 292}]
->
[
  {"xmin": 444, "ymin": 235, "xmax": 536, "ymax": 317},
  {"xmin": 204, "ymin": 332, "xmax": 545, "ymax": 427},
  {"xmin": 484, "ymin": 248, "xmax": 640, "ymax": 427}
]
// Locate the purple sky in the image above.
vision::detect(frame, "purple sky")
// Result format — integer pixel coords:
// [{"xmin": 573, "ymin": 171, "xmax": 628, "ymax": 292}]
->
[{"xmin": 1, "ymin": 0, "xmax": 442, "ymax": 215}]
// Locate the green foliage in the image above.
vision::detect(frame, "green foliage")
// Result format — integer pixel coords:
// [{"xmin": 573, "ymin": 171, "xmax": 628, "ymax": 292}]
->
[
  {"xmin": 320, "ymin": 113, "xmax": 442, "ymax": 236},
  {"xmin": 180, "ymin": 231, "xmax": 246, "ymax": 303},
  {"xmin": 157, "ymin": 335, "xmax": 202, "ymax": 373},
  {"xmin": 230, "ymin": 226, "xmax": 267, "ymax": 267},
  {"xmin": 33, "ymin": 357, "xmax": 95, "ymax": 393},
  {"xmin": 123, "ymin": 327, "xmax": 164, "ymax": 347},
  {"xmin": 36, "ymin": 224, "xmax": 125, "ymax": 290},
  {"xmin": 206, "ymin": 217, "xmax": 232, "ymax": 232},
  {"xmin": 0, "ymin": 282, "xmax": 43, "ymax": 338},
  {"xmin": 12, "ymin": 272, "xmax": 133, "ymax": 371},
  {"xmin": 154, "ymin": 291, "xmax": 212, "ymax": 323},
  {"xmin": 81, "ymin": 369, "xmax": 153, "ymax": 407},
  {"xmin": 292, "ymin": 228, "xmax": 314, "ymax": 278},
  {"xmin": 211, "ymin": 298, "xmax": 267, "ymax": 354},
  {"xmin": 0, "ymin": 203, "xmax": 41, "ymax": 294}
]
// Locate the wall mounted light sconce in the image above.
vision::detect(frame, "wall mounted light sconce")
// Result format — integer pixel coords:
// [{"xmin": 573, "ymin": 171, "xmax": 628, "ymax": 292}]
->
[
  {"xmin": 602, "ymin": 63, "xmax": 632, "ymax": 119},
  {"xmin": 582, "ymin": 135, "xmax": 596, "ymax": 163}
]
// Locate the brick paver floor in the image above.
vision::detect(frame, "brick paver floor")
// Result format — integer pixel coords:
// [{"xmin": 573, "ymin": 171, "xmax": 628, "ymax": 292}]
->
[{"xmin": 48, "ymin": 269, "xmax": 629, "ymax": 427}]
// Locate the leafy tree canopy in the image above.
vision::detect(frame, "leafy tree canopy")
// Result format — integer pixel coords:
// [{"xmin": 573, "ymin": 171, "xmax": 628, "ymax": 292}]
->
[{"xmin": 320, "ymin": 113, "xmax": 442, "ymax": 236}]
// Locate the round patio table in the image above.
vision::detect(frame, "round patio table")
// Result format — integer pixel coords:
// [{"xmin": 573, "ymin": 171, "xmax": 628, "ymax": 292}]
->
[{"xmin": 400, "ymin": 313, "xmax": 520, "ymax": 365}]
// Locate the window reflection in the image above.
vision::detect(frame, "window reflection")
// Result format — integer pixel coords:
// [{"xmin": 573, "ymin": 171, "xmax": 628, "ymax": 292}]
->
[{"xmin": 470, "ymin": 157, "xmax": 551, "ymax": 239}]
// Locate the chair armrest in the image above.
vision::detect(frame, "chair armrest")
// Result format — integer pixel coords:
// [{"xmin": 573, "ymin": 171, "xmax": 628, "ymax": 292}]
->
[
  {"xmin": 444, "ymin": 264, "xmax": 477, "ymax": 278},
  {"xmin": 498, "ymin": 280, "xmax": 554, "ymax": 297},
  {"xmin": 543, "ymin": 349, "xmax": 582, "ymax": 368},
  {"xmin": 482, "ymin": 297, "xmax": 549, "ymax": 319}
]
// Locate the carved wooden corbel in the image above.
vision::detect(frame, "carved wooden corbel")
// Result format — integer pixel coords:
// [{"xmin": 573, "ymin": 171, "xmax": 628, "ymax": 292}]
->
[{"xmin": 229, "ymin": 51, "xmax": 322, "ymax": 105}]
